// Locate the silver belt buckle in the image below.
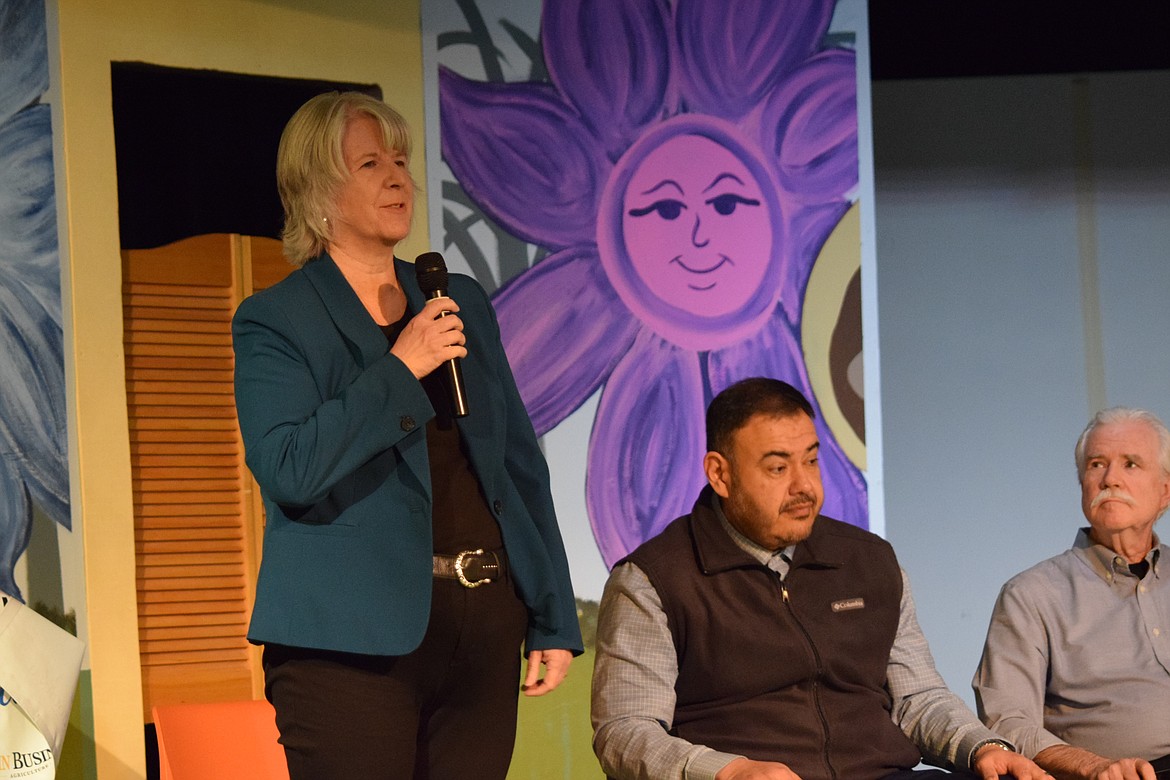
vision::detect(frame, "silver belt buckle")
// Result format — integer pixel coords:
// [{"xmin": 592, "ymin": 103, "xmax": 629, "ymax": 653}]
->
[{"xmin": 455, "ymin": 548, "xmax": 491, "ymax": 588}]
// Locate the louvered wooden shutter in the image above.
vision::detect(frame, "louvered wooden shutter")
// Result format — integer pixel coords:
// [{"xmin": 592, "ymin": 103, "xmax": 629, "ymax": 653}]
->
[{"xmin": 123, "ymin": 234, "xmax": 289, "ymax": 717}]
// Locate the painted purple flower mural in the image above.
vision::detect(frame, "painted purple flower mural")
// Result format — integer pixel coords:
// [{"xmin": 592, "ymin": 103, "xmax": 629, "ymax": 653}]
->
[
  {"xmin": 440, "ymin": 0, "xmax": 865, "ymax": 566},
  {"xmin": 0, "ymin": 0, "xmax": 71, "ymax": 601}
]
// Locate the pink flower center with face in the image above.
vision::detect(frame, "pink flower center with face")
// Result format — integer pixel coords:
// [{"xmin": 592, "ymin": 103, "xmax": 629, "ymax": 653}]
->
[
  {"xmin": 598, "ymin": 117, "xmax": 784, "ymax": 351},
  {"xmin": 623, "ymin": 134, "xmax": 771, "ymax": 317}
]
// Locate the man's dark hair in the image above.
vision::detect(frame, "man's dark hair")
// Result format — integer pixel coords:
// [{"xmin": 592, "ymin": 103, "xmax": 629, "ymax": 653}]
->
[{"xmin": 706, "ymin": 378, "xmax": 815, "ymax": 454}]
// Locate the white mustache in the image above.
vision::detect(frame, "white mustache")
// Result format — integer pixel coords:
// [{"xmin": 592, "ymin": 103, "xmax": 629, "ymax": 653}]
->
[{"xmin": 1090, "ymin": 488, "xmax": 1136, "ymax": 510}]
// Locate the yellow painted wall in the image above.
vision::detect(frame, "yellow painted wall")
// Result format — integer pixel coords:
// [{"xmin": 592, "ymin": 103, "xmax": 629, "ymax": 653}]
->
[{"xmin": 50, "ymin": 1, "xmax": 426, "ymax": 776}]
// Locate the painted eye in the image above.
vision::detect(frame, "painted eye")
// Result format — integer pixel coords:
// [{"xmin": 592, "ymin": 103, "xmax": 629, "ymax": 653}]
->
[
  {"xmin": 707, "ymin": 193, "xmax": 760, "ymax": 216},
  {"xmin": 629, "ymin": 199, "xmax": 686, "ymax": 220}
]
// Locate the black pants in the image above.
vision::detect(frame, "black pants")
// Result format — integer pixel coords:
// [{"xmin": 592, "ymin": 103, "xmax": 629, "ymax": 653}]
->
[{"xmin": 263, "ymin": 571, "xmax": 529, "ymax": 780}]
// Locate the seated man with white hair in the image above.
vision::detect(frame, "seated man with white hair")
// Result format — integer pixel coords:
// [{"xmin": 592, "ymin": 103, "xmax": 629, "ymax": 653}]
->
[{"xmin": 974, "ymin": 407, "xmax": 1170, "ymax": 780}]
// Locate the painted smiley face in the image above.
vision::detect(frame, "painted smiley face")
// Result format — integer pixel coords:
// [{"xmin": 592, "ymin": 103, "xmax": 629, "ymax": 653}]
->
[
  {"xmin": 623, "ymin": 134, "xmax": 771, "ymax": 316},
  {"xmin": 598, "ymin": 117, "xmax": 783, "ymax": 351}
]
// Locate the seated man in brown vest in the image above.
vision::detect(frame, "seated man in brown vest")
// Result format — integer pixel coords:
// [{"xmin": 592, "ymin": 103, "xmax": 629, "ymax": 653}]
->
[{"xmin": 591, "ymin": 378, "xmax": 1045, "ymax": 780}]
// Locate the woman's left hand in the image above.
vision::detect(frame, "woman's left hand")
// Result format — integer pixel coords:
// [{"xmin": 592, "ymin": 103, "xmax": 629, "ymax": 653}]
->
[{"xmin": 521, "ymin": 649, "xmax": 573, "ymax": 697}]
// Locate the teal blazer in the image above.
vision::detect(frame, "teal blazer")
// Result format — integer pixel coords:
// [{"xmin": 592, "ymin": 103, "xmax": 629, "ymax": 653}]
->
[{"xmin": 232, "ymin": 255, "xmax": 583, "ymax": 656}]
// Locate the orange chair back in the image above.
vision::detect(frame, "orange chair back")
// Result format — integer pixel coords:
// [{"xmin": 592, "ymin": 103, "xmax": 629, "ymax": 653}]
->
[{"xmin": 153, "ymin": 699, "xmax": 289, "ymax": 780}]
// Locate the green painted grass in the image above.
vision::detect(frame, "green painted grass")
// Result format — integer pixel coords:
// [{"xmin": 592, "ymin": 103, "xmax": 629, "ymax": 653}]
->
[{"xmin": 508, "ymin": 647, "xmax": 604, "ymax": 779}]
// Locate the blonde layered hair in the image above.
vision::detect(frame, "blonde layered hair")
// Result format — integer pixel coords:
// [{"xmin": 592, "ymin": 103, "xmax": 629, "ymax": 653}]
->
[{"xmin": 276, "ymin": 91, "xmax": 413, "ymax": 266}]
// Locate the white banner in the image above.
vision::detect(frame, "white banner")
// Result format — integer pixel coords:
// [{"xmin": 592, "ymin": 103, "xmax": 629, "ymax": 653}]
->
[{"xmin": 0, "ymin": 595, "xmax": 85, "ymax": 774}]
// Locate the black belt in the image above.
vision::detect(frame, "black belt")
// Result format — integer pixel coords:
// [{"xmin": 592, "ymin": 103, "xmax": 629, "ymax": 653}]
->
[{"xmin": 432, "ymin": 549, "xmax": 503, "ymax": 588}]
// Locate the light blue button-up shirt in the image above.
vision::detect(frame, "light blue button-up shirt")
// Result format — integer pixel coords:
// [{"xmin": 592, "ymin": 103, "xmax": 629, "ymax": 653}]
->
[{"xmin": 974, "ymin": 528, "xmax": 1170, "ymax": 760}]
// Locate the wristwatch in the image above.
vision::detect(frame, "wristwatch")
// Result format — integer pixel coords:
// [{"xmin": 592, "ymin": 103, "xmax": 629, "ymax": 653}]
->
[{"xmin": 971, "ymin": 739, "xmax": 1013, "ymax": 769}]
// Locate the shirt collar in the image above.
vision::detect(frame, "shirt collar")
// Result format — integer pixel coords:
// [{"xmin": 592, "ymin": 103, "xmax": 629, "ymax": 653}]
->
[
  {"xmin": 712, "ymin": 495, "xmax": 795, "ymax": 574},
  {"xmin": 1072, "ymin": 527, "xmax": 1163, "ymax": 582}
]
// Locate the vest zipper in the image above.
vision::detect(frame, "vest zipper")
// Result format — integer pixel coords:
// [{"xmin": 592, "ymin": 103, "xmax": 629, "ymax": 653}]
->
[{"xmin": 776, "ymin": 574, "xmax": 837, "ymax": 780}]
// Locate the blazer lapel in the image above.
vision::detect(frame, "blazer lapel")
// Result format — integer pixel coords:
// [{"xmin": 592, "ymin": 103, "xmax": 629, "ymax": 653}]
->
[
  {"xmin": 302, "ymin": 254, "xmax": 388, "ymax": 369},
  {"xmin": 304, "ymin": 256, "xmax": 436, "ymax": 493},
  {"xmin": 383, "ymin": 259, "xmax": 437, "ymax": 497},
  {"xmin": 396, "ymin": 257, "xmax": 427, "ymax": 314}
]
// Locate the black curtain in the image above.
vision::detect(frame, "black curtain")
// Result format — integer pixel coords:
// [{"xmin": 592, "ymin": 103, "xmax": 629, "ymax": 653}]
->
[{"xmin": 112, "ymin": 62, "xmax": 380, "ymax": 249}]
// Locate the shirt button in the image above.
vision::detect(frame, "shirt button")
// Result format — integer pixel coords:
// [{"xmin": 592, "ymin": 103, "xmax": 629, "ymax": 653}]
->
[
  {"xmin": 1155, "ymin": 628, "xmax": 1162, "ymax": 637},
  {"xmin": 400, "ymin": 416, "xmax": 416, "ymax": 432},
  {"xmin": 493, "ymin": 499, "xmax": 503, "ymax": 514}
]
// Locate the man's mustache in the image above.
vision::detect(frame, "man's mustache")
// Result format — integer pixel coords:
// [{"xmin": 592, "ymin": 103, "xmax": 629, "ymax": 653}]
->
[
  {"xmin": 1090, "ymin": 488, "xmax": 1135, "ymax": 509},
  {"xmin": 782, "ymin": 493, "xmax": 818, "ymax": 512}
]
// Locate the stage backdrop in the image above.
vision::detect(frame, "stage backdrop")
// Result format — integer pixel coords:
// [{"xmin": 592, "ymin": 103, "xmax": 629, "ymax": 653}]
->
[{"xmin": 422, "ymin": 0, "xmax": 880, "ymax": 608}]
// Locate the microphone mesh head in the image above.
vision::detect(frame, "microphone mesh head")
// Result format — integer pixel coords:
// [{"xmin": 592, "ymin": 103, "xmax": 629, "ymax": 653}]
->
[{"xmin": 415, "ymin": 252, "xmax": 448, "ymax": 294}]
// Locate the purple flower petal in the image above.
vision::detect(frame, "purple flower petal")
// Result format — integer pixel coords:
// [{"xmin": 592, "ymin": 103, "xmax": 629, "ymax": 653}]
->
[
  {"xmin": 777, "ymin": 198, "xmax": 852, "ymax": 320},
  {"xmin": 542, "ymin": 0, "xmax": 673, "ymax": 159},
  {"xmin": 673, "ymin": 0, "xmax": 834, "ymax": 120},
  {"xmin": 762, "ymin": 48, "xmax": 858, "ymax": 202},
  {"xmin": 586, "ymin": 332, "xmax": 708, "ymax": 566},
  {"xmin": 493, "ymin": 246, "xmax": 639, "ymax": 436},
  {"xmin": 707, "ymin": 310, "xmax": 869, "ymax": 529},
  {"xmin": 439, "ymin": 67, "xmax": 611, "ymax": 249}
]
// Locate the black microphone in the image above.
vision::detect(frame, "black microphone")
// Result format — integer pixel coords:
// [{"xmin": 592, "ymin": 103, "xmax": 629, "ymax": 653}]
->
[{"xmin": 415, "ymin": 252, "xmax": 469, "ymax": 417}]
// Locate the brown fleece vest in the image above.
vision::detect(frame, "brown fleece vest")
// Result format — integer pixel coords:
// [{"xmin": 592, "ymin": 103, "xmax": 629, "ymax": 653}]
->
[{"xmin": 623, "ymin": 488, "xmax": 921, "ymax": 780}]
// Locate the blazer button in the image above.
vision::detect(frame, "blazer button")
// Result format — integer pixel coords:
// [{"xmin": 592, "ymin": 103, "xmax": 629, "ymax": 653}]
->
[
  {"xmin": 493, "ymin": 499, "xmax": 503, "ymax": 514},
  {"xmin": 400, "ymin": 416, "xmax": 416, "ymax": 432}
]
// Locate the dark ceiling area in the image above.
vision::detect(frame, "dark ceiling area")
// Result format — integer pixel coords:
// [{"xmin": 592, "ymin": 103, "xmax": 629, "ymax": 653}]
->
[{"xmin": 868, "ymin": 2, "xmax": 1170, "ymax": 80}]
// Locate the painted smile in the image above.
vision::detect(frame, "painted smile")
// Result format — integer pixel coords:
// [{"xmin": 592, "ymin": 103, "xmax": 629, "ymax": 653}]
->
[
  {"xmin": 671, "ymin": 254, "xmax": 733, "ymax": 274},
  {"xmin": 670, "ymin": 255, "xmax": 732, "ymax": 290}
]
